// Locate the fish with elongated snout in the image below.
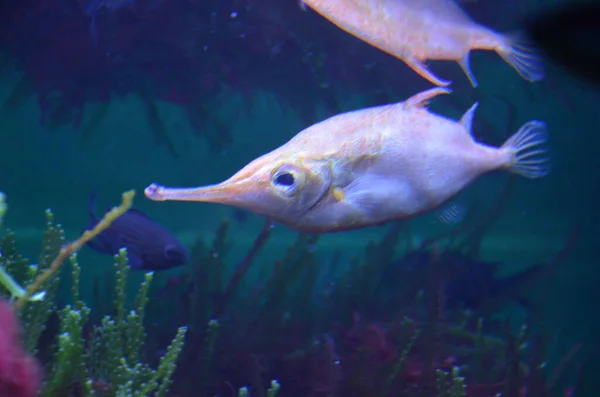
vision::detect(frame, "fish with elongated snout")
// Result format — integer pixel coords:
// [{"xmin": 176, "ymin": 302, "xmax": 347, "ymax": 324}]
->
[
  {"xmin": 144, "ymin": 88, "xmax": 549, "ymax": 234},
  {"xmin": 300, "ymin": 0, "xmax": 545, "ymax": 87}
]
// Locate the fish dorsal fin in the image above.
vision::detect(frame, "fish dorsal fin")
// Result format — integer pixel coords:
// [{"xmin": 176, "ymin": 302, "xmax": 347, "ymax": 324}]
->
[
  {"xmin": 459, "ymin": 102, "xmax": 479, "ymax": 138},
  {"xmin": 88, "ymin": 192, "xmax": 99, "ymax": 221},
  {"xmin": 403, "ymin": 87, "xmax": 452, "ymax": 110},
  {"xmin": 126, "ymin": 208, "xmax": 154, "ymax": 220}
]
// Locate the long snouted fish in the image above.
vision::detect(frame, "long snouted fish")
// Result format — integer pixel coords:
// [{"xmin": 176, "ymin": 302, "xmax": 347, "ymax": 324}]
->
[
  {"xmin": 144, "ymin": 87, "xmax": 549, "ymax": 234},
  {"xmin": 300, "ymin": 0, "xmax": 544, "ymax": 87}
]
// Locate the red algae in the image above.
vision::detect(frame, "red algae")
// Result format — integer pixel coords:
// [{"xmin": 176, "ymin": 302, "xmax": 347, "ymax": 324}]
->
[{"xmin": 0, "ymin": 300, "xmax": 42, "ymax": 397}]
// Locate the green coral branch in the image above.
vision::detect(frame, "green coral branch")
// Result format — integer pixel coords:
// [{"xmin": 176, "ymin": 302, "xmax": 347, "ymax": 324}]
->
[
  {"xmin": 15, "ymin": 190, "xmax": 135, "ymax": 310},
  {"xmin": 126, "ymin": 271, "xmax": 153, "ymax": 365},
  {"xmin": 0, "ymin": 191, "xmax": 6, "ymax": 226},
  {"xmin": 0, "ymin": 264, "xmax": 45, "ymax": 301},
  {"xmin": 0, "ymin": 191, "xmax": 186, "ymax": 396},
  {"xmin": 436, "ymin": 367, "xmax": 467, "ymax": 397},
  {"xmin": 267, "ymin": 380, "xmax": 281, "ymax": 397},
  {"xmin": 85, "ymin": 250, "xmax": 186, "ymax": 397},
  {"xmin": 237, "ymin": 380, "xmax": 280, "ymax": 397},
  {"xmin": 383, "ymin": 317, "xmax": 420, "ymax": 395},
  {"xmin": 17, "ymin": 209, "xmax": 65, "ymax": 353},
  {"xmin": 0, "ymin": 191, "xmax": 44, "ymax": 302},
  {"xmin": 42, "ymin": 304, "xmax": 91, "ymax": 397},
  {"xmin": 137, "ymin": 326, "xmax": 187, "ymax": 397}
]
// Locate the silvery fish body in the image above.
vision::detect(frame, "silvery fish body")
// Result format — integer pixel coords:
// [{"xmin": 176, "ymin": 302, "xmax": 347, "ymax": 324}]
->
[
  {"xmin": 301, "ymin": 0, "xmax": 544, "ymax": 86},
  {"xmin": 144, "ymin": 88, "xmax": 549, "ymax": 233}
]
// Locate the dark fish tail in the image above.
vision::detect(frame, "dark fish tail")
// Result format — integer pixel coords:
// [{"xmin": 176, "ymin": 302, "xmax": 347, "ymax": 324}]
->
[{"xmin": 88, "ymin": 192, "xmax": 99, "ymax": 222}]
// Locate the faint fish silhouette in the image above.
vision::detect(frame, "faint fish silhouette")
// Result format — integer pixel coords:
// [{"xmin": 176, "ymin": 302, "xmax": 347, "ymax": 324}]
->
[{"xmin": 80, "ymin": 0, "xmax": 135, "ymax": 46}]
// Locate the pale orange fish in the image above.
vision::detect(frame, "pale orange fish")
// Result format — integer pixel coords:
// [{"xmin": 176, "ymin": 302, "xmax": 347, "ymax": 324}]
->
[
  {"xmin": 144, "ymin": 87, "xmax": 549, "ymax": 234},
  {"xmin": 300, "ymin": 0, "xmax": 544, "ymax": 86}
]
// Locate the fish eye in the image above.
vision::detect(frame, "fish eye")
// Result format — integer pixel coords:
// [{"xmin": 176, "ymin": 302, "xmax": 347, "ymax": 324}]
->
[
  {"xmin": 165, "ymin": 246, "xmax": 183, "ymax": 261},
  {"xmin": 274, "ymin": 172, "xmax": 295, "ymax": 186},
  {"xmin": 271, "ymin": 164, "xmax": 303, "ymax": 195}
]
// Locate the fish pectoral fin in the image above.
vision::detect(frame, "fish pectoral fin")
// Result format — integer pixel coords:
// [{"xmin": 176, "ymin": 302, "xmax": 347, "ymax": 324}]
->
[
  {"xmin": 342, "ymin": 190, "xmax": 380, "ymax": 216},
  {"xmin": 459, "ymin": 102, "xmax": 479, "ymax": 138},
  {"xmin": 341, "ymin": 176, "xmax": 396, "ymax": 217},
  {"xmin": 86, "ymin": 235, "xmax": 112, "ymax": 254},
  {"xmin": 116, "ymin": 237, "xmax": 145, "ymax": 270},
  {"xmin": 458, "ymin": 52, "xmax": 478, "ymax": 87},
  {"xmin": 403, "ymin": 54, "xmax": 453, "ymax": 87},
  {"xmin": 435, "ymin": 201, "xmax": 467, "ymax": 225},
  {"xmin": 124, "ymin": 248, "xmax": 145, "ymax": 270},
  {"xmin": 403, "ymin": 87, "xmax": 452, "ymax": 110}
]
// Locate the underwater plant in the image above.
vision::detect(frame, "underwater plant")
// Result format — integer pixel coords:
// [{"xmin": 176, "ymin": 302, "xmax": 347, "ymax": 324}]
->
[
  {"xmin": 0, "ymin": 191, "xmax": 187, "ymax": 396},
  {"xmin": 140, "ymin": 174, "xmax": 583, "ymax": 397},
  {"xmin": 0, "ymin": 180, "xmax": 585, "ymax": 397},
  {"xmin": 0, "ymin": 298, "xmax": 42, "ymax": 397},
  {"xmin": 0, "ymin": 191, "xmax": 6, "ymax": 226}
]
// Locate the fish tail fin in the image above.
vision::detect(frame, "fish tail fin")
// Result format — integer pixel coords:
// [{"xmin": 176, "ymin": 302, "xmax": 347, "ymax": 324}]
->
[
  {"xmin": 500, "ymin": 120, "xmax": 550, "ymax": 179},
  {"xmin": 497, "ymin": 32, "xmax": 545, "ymax": 82}
]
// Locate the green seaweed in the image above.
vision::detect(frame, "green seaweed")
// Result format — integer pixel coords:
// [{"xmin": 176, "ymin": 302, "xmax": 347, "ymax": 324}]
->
[
  {"xmin": 85, "ymin": 250, "xmax": 187, "ymax": 397},
  {"xmin": 0, "ymin": 199, "xmax": 186, "ymax": 396},
  {"xmin": 236, "ymin": 380, "xmax": 280, "ymax": 397},
  {"xmin": 0, "ymin": 209, "xmax": 64, "ymax": 353},
  {"xmin": 435, "ymin": 367, "xmax": 467, "ymax": 397}
]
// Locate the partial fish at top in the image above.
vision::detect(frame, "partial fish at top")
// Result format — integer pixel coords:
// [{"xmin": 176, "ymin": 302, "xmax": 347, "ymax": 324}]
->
[
  {"xmin": 300, "ymin": 0, "xmax": 545, "ymax": 87},
  {"xmin": 80, "ymin": 0, "xmax": 135, "ymax": 46},
  {"xmin": 143, "ymin": 87, "xmax": 550, "ymax": 234}
]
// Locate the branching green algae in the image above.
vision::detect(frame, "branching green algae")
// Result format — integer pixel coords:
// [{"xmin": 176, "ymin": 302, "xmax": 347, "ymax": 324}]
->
[
  {"xmin": 0, "ymin": 190, "xmax": 186, "ymax": 396},
  {"xmin": 15, "ymin": 190, "xmax": 136, "ymax": 310},
  {"xmin": 0, "ymin": 185, "xmax": 578, "ymax": 396},
  {"xmin": 0, "ymin": 191, "xmax": 45, "ymax": 304}
]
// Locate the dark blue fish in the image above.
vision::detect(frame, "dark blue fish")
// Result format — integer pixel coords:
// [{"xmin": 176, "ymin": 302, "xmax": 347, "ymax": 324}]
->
[
  {"xmin": 84, "ymin": 194, "xmax": 188, "ymax": 271},
  {"xmin": 439, "ymin": 251, "xmax": 543, "ymax": 312}
]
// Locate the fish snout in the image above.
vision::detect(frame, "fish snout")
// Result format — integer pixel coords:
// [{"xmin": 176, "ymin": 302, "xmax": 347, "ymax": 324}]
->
[{"xmin": 145, "ymin": 184, "xmax": 168, "ymax": 201}]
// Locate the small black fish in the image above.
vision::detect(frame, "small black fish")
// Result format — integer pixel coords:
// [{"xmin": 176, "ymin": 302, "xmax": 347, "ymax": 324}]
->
[
  {"xmin": 525, "ymin": 2, "xmax": 600, "ymax": 85},
  {"xmin": 84, "ymin": 194, "xmax": 188, "ymax": 271}
]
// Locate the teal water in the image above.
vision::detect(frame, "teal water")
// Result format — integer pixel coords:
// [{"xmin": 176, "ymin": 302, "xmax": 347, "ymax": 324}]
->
[{"xmin": 0, "ymin": 1, "xmax": 598, "ymax": 395}]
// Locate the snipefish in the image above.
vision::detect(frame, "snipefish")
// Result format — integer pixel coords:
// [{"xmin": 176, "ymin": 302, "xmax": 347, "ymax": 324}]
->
[
  {"xmin": 300, "ymin": 0, "xmax": 545, "ymax": 87},
  {"xmin": 144, "ymin": 87, "xmax": 549, "ymax": 234}
]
